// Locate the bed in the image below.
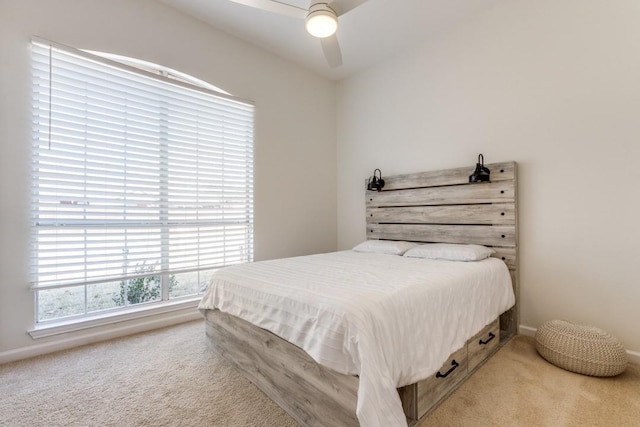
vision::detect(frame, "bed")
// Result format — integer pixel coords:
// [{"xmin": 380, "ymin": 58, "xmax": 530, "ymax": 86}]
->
[{"xmin": 199, "ymin": 161, "xmax": 519, "ymax": 426}]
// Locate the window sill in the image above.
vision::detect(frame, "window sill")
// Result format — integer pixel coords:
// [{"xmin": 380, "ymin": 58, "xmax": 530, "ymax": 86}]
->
[{"xmin": 28, "ymin": 298, "xmax": 201, "ymax": 339}]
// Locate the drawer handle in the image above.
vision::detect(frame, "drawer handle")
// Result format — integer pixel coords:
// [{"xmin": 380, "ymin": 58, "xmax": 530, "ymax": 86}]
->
[
  {"xmin": 479, "ymin": 332, "xmax": 496, "ymax": 345},
  {"xmin": 436, "ymin": 359, "xmax": 459, "ymax": 378}
]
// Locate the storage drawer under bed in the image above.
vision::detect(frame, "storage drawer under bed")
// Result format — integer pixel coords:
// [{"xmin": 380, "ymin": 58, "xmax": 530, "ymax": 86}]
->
[
  {"xmin": 414, "ymin": 345, "xmax": 468, "ymax": 419},
  {"xmin": 398, "ymin": 318, "xmax": 500, "ymax": 421},
  {"xmin": 468, "ymin": 318, "xmax": 500, "ymax": 371}
]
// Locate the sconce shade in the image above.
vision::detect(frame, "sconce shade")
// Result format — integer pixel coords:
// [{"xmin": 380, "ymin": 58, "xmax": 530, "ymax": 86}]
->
[
  {"xmin": 469, "ymin": 154, "xmax": 491, "ymax": 183},
  {"xmin": 367, "ymin": 169, "xmax": 385, "ymax": 191}
]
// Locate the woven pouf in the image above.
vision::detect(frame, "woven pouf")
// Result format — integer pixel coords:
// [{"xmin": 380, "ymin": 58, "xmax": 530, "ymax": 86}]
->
[{"xmin": 535, "ymin": 320, "xmax": 627, "ymax": 377}]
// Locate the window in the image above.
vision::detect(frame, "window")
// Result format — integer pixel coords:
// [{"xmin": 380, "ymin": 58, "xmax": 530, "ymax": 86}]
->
[{"xmin": 31, "ymin": 39, "xmax": 254, "ymax": 323}]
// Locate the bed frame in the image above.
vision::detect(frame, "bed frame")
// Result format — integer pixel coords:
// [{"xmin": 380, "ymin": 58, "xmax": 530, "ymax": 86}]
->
[{"xmin": 204, "ymin": 161, "xmax": 518, "ymax": 426}]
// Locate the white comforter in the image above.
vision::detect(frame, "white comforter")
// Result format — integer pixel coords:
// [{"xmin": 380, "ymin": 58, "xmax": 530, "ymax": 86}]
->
[{"xmin": 198, "ymin": 250, "xmax": 515, "ymax": 427}]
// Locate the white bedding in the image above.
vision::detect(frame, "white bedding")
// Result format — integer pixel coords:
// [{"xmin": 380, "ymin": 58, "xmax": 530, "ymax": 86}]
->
[{"xmin": 198, "ymin": 250, "xmax": 515, "ymax": 427}]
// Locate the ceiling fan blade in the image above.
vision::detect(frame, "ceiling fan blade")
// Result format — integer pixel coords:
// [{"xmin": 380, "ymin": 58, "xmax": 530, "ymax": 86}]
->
[
  {"xmin": 328, "ymin": 0, "xmax": 367, "ymax": 17},
  {"xmin": 228, "ymin": 0, "xmax": 306, "ymax": 19},
  {"xmin": 320, "ymin": 35, "xmax": 343, "ymax": 68}
]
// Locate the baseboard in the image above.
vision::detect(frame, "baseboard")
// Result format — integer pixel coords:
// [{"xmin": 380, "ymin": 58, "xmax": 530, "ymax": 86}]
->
[
  {"xmin": 0, "ymin": 309, "xmax": 202, "ymax": 365},
  {"xmin": 628, "ymin": 350, "xmax": 640, "ymax": 366},
  {"xmin": 518, "ymin": 325, "xmax": 536, "ymax": 337},
  {"xmin": 519, "ymin": 324, "xmax": 640, "ymax": 366}
]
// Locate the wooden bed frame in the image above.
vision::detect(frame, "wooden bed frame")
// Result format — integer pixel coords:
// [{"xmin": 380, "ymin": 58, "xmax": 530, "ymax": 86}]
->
[{"xmin": 204, "ymin": 161, "xmax": 518, "ymax": 426}]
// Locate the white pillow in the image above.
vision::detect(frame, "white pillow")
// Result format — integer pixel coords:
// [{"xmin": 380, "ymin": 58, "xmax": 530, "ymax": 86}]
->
[
  {"xmin": 403, "ymin": 243, "xmax": 495, "ymax": 261},
  {"xmin": 352, "ymin": 240, "xmax": 417, "ymax": 256}
]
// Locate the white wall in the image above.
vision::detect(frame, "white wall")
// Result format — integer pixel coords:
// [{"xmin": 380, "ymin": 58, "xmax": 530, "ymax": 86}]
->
[
  {"xmin": 0, "ymin": 0, "xmax": 336, "ymax": 358},
  {"xmin": 337, "ymin": 0, "xmax": 640, "ymax": 354}
]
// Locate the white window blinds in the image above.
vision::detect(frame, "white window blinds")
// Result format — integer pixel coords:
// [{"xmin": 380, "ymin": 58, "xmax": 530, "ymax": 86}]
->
[{"xmin": 31, "ymin": 39, "xmax": 254, "ymax": 289}]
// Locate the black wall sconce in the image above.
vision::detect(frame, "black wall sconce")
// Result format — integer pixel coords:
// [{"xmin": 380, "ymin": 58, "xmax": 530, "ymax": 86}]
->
[
  {"xmin": 469, "ymin": 154, "xmax": 491, "ymax": 183},
  {"xmin": 367, "ymin": 168, "xmax": 385, "ymax": 191}
]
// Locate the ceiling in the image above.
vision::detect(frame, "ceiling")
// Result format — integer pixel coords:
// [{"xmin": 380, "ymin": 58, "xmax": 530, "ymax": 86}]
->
[{"xmin": 158, "ymin": 0, "xmax": 503, "ymax": 80}]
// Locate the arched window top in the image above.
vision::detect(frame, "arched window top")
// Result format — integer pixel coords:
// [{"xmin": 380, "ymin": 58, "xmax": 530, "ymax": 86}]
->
[{"xmin": 85, "ymin": 50, "xmax": 230, "ymax": 95}]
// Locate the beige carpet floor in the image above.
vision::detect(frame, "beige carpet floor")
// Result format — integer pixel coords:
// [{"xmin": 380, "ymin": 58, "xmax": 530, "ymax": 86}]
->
[
  {"xmin": 0, "ymin": 319, "xmax": 638, "ymax": 426},
  {"xmin": 424, "ymin": 334, "xmax": 640, "ymax": 427}
]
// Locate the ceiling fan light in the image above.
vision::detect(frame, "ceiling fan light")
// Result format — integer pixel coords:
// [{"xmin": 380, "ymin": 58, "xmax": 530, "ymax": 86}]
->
[{"xmin": 305, "ymin": 4, "xmax": 338, "ymax": 38}]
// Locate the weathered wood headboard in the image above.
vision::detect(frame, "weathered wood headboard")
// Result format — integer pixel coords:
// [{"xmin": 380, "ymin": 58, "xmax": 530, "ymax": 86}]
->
[{"xmin": 365, "ymin": 161, "xmax": 519, "ymax": 339}]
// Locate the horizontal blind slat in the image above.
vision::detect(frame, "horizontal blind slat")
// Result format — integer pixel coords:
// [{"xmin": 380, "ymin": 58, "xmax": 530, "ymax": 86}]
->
[{"xmin": 31, "ymin": 39, "xmax": 254, "ymax": 290}]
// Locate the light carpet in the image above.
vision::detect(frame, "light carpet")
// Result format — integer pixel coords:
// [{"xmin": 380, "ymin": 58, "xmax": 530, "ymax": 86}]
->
[
  {"xmin": 423, "ymin": 333, "xmax": 640, "ymax": 426},
  {"xmin": 0, "ymin": 320, "xmax": 638, "ymax": 426}
]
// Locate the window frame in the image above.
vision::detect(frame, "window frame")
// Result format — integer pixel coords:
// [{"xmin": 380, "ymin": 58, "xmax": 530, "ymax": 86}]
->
[{"xmin": 30, "ymin": 37, "xmax": 255, "ymax": 328}]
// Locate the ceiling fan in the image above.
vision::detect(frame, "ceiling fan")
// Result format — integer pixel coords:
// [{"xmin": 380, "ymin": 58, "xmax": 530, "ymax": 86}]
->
[{"xmin": 227, "ymin": 0, "xmax": 368, "ymax": 68}]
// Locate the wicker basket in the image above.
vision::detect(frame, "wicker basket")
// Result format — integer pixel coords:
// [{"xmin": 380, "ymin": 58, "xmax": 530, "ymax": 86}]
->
[{"xmin": 535, "ymin": 320, "xmax": 627, "ymax": 377}]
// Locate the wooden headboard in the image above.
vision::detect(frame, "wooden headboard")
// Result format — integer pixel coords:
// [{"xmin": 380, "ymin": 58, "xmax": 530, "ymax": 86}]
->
[{"xmin": 365, "ymin": 161, "xmax": 519, "ymax": 339}]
